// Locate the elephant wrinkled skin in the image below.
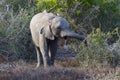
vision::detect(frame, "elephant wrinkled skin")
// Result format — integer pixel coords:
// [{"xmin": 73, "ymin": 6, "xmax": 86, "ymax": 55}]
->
[{"xmin": 30, "ymin": 10, "xmax": 86, "ymax": 68}]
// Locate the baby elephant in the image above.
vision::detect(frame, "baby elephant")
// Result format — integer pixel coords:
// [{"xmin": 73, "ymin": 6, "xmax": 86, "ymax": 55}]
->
[{"xmin": 30, "ymin": 10, "xmax": 86, "ymax": 68}]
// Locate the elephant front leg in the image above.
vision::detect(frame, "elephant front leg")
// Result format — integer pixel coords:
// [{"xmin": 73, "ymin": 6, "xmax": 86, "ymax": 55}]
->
[
  {"xmin": 35, "ymin": 46, "xmax": 43, "ymax": 68},
  {"xmin": 49, "ymin": 39, "xmax": 58, "ymax": 65},
  {"xmin": 39, "ymin": 35, "xmax": 50, "ymax": 67}
]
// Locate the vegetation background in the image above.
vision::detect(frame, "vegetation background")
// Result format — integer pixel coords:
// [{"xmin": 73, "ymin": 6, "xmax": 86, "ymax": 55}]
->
[{"xmin": 0, "ymin": 0, "xmax": 120, "ymax": 80}]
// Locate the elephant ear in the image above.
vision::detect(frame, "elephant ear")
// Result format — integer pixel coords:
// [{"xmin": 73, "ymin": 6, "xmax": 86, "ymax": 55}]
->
[{"xmin": 40, "ymin": 25, "xmax": 55, "ymax": 40}]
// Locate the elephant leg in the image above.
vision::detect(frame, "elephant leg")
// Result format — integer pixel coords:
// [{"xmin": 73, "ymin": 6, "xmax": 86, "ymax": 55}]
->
[
  {"xmin": 35, "ymin": 46, "xmax": 43, "ymax": 68},
  {"xmin": 49, "ymin": 39, "xmax": 58, "ymax": 65},
  {"xmin": 39, "ymin": 35, "xmax": 50, "ymax": 67}
]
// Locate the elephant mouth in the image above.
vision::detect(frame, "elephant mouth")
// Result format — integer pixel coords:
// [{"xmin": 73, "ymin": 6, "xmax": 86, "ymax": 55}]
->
[{"xmin": 63, "ymin": 36, "xmax": 67, "ymax": 39}]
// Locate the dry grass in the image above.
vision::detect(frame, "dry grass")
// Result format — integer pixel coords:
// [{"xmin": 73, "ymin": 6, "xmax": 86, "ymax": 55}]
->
[
  {"xmin": 56, "ymin": 57, "xmax": 120, "ymax": 80},
  {"xmin": 0, "ymin": 49, "xmax": 120, "ymax": 80},
  {"xmin": 0, "ymin": 57, "xmax": 120, "ymax": 80},
  {"xmin": 0, "ymin": 61, "xmax": 90, "ymax": 80}
]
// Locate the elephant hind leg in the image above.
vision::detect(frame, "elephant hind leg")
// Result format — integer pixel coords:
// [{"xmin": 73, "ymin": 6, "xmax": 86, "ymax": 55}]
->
[
  {"xmin": 49, "ymin": 39, "xmax": 58, "ymax": 65},
  {"xmin": 35, "ymin": 46, "xmax": 43, "ymax": 68}
]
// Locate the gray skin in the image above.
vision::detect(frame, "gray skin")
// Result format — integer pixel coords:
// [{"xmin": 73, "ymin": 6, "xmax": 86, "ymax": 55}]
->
[{"xmin": 30, "ymin": 10, "xmax": 86, "ymax": 68}]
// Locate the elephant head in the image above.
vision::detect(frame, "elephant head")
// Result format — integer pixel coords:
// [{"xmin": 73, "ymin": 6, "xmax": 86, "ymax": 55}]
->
[{"xmin": 40, "ymin": 12, "xmax": 86, "ymax": 42}]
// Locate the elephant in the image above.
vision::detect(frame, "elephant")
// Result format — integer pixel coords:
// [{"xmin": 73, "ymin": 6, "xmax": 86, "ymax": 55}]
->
[{"xmin": 29, "ymin": 10, "xmax": 87, "ymax": 68}]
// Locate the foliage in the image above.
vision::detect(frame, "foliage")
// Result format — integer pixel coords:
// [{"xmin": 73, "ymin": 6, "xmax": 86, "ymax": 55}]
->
[
  {"xmin": 36, "ymin": 0, "xmax": 58, "ymax": 12},
  {"xmin": 0, "ymin": 1, "xmax": 36, "ymax": 60},
  {"xmin": 98, "ymin": 0, "xmax": 120, "ymax": 31},
  {"xmin": 5, "ymin": 0, "xmax": 36, "ymax": 12},
  {"xmin": 70, "ymin": 28, "xmax": 120, "ymax": 67}
]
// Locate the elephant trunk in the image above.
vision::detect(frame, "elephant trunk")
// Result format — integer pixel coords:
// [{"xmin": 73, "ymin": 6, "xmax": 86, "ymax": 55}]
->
[
  {"xmin": 61, "ymin": 30, "xmax": 85, "ymax": 41},
  {"xmin": 61, "ymin": 30, "xmax": 87, "ymax": 46}
]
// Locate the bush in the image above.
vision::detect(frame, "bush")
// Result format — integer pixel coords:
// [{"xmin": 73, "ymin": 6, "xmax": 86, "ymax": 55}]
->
[
  {"xmin": 5, "ymin": 0, "xmax": 36, "ymax": 12},
  {"xmin": 36, "ymin": 0, "xmax": 58, "ymax": 12},
  {"xmin": 70, "ymin": 28, "xmax": 120, "ymax": 67},
  {"xmin": 0, "ymin": 1, "xmax": 36, "ymax": 60}
]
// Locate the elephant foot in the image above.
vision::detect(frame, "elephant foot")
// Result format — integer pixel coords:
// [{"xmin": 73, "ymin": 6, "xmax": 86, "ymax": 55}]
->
[
  {"xmin": 35, "ymin": 63, "xmax": 40, "ymax": 69},
  {"xmin": 44, "ymin": 63, "xmax": 51, "ymax": 67},
  {"xmin": 50, "ymin": 59, "xmax": 55, "ymax": 65},
  {"xmin": 35, "ymin": 62, "xmax": 44, "ymax": 68}
]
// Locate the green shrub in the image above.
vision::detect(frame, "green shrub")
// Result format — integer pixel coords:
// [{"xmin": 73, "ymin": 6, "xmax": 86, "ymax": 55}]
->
[
  {"xmin": 5, "ymin": 0, "xmax": 36, "ymax": 12},
  {"xmin": 36, "ymin": 0, "xmax": 58, "ymax": 12},
  {"xmin": 0, "ymin": 0, "xmax": 36, "ymax": 60},
  {"xmin": 70, "ymin": 28, "xmax": 120, "ymax": 67}
]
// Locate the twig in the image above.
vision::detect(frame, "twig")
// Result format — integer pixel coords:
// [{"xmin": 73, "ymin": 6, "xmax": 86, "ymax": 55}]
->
[
  {"xmin": 0, "ymin": 49, "xmax": 10, "ymax": 56},
  {"xmin": 9, "ymin": 25, "xmax": 25, "ymax": 40},
  {"xmin": 72, "ymin": 2, "xmax": 82, "ymax": 13},
  {"xmin": 97, "ymin": 17, "xmax": 102, "ymax": 29},
  {"xmin": 0, "ymin": 23, "xmax": 25, "ymax": 43},
  {"xmin": 48, "ymin": 4, "xmax": 58, "ymax": 12},
  {"xmin": 116, "ymin": 28, "xmax": 120, "ymax": 38}
]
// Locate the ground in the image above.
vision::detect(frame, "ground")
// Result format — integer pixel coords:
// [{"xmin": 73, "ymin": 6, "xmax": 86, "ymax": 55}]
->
[{"xmin": 0, "ymin": 49, "xmax": 120, "ymax": 80}]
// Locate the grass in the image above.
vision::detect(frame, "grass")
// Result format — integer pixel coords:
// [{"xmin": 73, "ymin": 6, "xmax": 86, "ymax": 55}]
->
[
  {"xmin": 0, "ymin": 54, "xmax": 120, "ymax": 80},
  {"xmin": 56, "ymin": 56, "xmax": 120, "ymax": 80},
  {"xmin": 0, "ymin": 61, "xmax": 90, "ymax": 80}
]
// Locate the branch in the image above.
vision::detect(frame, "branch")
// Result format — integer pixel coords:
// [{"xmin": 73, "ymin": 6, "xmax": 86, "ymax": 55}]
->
[
  {"xmin": 0, "ymin": 49, "xmax": 10, "ymax": 55},
  {"xmin": 72, "ymin": 2, "xmax": 82, "ymax": 13},
  {"xmin": 48, "ymin": 4, "xmax": 58, "ymax": 12}
]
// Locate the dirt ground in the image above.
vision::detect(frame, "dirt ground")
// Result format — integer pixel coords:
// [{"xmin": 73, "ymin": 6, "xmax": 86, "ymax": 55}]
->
[{"xmin": 0, "ymin": 49, "xmax": 119, "ymax": 80}]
